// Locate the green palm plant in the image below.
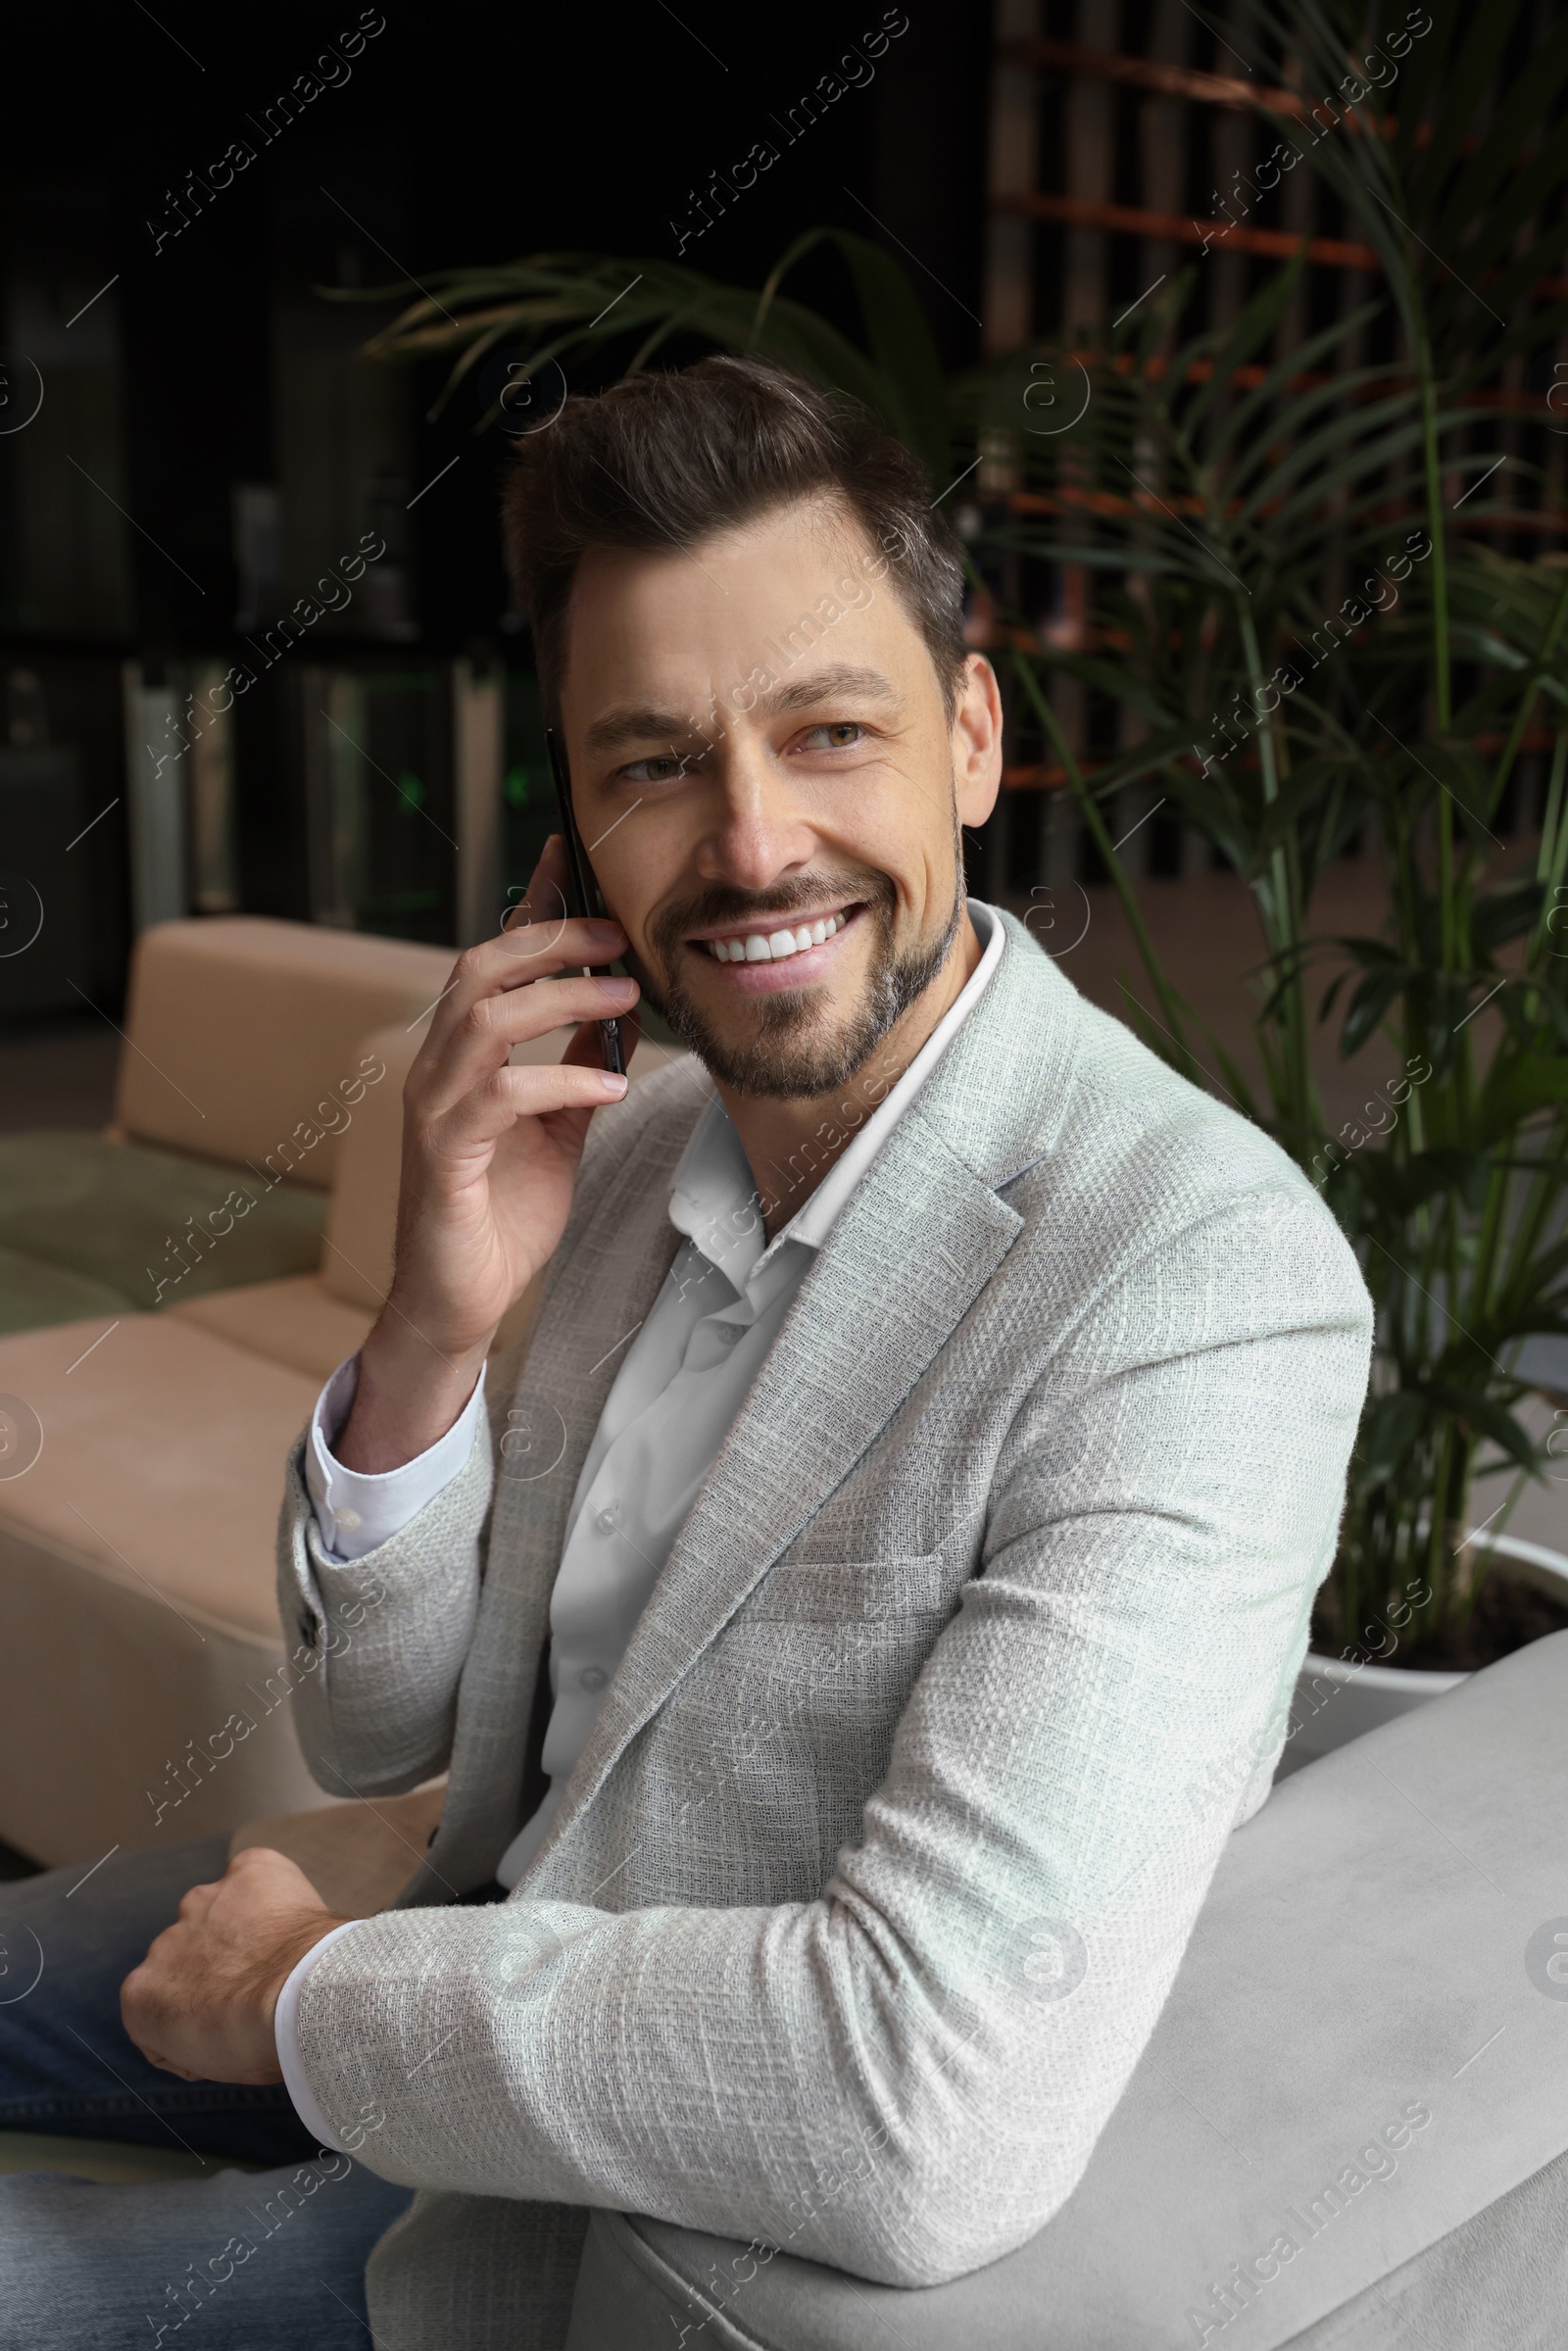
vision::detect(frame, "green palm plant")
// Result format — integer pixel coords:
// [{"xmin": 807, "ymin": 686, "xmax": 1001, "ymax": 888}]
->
[
  {"xmin": 982, "ymin": 264, "xmax": 1442, "ymax": 1153},
  {"xmin": 994, "ymin": 0, "xmax": 1568, "ymax": 1657},
  {"xmin": 333, "ymin": 229, "xmax": 953, "ymax": 486},
  {"xmin": 342, "ymin": 0, "xmax": 1568, "ymax": 1661}
]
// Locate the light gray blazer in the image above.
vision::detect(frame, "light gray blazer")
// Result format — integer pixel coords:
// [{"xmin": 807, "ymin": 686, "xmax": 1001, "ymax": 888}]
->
[{"xmin": 277, "ymin": 909, "xmax": 1373, "ymax": 2349}]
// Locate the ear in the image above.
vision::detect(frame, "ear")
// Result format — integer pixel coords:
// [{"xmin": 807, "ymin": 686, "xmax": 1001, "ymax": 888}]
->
[{"xmin": 952, "ymin": 655, "xmax": 1003, "ymax": 829}]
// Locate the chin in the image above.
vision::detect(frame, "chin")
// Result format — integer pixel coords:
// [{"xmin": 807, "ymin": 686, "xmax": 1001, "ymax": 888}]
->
[
  {"xmin": 660, "ymin": 903, "xmax": 961, "ymax": 1102},
  {"xmin": 696, "ymin": 1002, "xmax": 879, "ymax": 1101}
]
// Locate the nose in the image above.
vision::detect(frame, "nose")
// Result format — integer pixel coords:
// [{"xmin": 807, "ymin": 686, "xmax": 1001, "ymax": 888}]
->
[{"xmin": 692, "ymin": 732, "xmax": 818, "ymax": 896}]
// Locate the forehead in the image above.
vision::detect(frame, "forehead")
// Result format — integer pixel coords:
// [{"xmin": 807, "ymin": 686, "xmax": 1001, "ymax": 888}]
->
[{"xmin": 557, "ymin": 497, "xmax": 924, "ymax": 714}]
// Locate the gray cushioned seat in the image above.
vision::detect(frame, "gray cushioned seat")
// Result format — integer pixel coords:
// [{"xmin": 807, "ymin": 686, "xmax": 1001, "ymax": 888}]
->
[
  {"xmin": 0, "ymin": 1132, "xmax": 326, "ymax": 1329},
  {"xmin": 565, "ymin": 1630, "xmax": 1568, "ymax": 2350},
  {"xmin": 0, "ymin": 1241, "xmax": 134, "ymax": 1339}
]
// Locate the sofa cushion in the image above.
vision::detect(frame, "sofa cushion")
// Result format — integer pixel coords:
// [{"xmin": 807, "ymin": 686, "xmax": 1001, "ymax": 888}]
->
[
  {"xmin": 319, "ymin": 1022, "xmax": 420, "ymax": 1312},
  {"xmin": 228, "ymin": 1783, "xmax": 448, "ymax": 1915},
  {"xmin": 0, "ymin": 1311, "xmax": 320, "ymax": 1638},
  {"xmin": 564, "ymin": 1630, "xmax": 1568, "ymax": 2350},
  {"xmin": 0, "ymin": 1241, "xmax": 133, "ymax": 1338},
  {"xmin": 0, "ymin": 1133, "xmax": 326, "ymax": 1319},
  {"xmin": 0, "ymin": 1313, "xmax": 332, "ymax": 1861},
  {"xmin": 115, "ymin": 916, "xmax": 453, "ymax": 1187},
  {"xmin": 170, "ymin": 1273, "xmax": 375, "ymax": 1381}
]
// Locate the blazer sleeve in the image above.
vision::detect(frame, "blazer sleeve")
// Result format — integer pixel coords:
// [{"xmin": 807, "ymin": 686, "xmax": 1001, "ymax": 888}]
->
[
  {"xmin": 275, "ymin": 1419, "xmax": 493, "ymax": 1799},
  {"xmin": 271, "ymin": 1056, "xmax": 702, "ymax": 1802},
  {"xmin": 287, "ymin": 1184, "xmax": 1373, "ymax": 2286}
]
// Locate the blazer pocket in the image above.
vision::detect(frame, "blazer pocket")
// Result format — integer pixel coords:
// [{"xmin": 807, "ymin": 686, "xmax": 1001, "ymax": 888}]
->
[{"xmin": 745, "ymin": 1551, "xmax": 958, "ymax": 1622}]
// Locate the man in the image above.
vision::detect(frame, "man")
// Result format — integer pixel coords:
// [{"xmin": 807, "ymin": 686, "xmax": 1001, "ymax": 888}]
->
[{"xmin": 0, "ymin": 358, "xmax": 1371, "ymax": 2348}]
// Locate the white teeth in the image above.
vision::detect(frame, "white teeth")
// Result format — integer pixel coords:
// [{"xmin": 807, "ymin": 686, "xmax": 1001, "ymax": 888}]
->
[{"xmin": 706, "ymin": 909, "xmax": 849, "ymax": 962}]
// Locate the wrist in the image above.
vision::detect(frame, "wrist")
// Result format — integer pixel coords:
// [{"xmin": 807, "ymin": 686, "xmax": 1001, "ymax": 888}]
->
[
  {"xmin": 258, "ymin": 1914, "xmax": 351, "ymax": 2031},
  {"xmin": 335, "ymin": 1312, "xmax": 490, "ymax": 1474}
]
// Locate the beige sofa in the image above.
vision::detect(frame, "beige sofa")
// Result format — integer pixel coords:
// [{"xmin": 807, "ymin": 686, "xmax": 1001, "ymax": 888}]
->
[{"xmin": 0, "ymin": 917, "xmax": 665, "ymax": 1866}]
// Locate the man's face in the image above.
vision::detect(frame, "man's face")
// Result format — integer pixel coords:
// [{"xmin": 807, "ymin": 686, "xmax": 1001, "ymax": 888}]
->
[{"xmin": 557, "ymin": 498, "xmax": 1002, "ymax": 1099}]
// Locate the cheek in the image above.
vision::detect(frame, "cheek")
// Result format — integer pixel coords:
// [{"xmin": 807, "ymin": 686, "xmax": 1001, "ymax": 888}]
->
[
  {"xmin": 592, "ymin": 823, "xmax": 662, "ymax": 928},
  {"xmin": 599, "ymin": 829, "xmax": 691, "ymax": 976}
]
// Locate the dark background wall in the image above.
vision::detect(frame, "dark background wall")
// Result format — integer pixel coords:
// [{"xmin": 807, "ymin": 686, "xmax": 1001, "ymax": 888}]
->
[
  {"xmin": 2, "ymin": 1, "xmax": 991, "ymax": 647},
  {"xmin": 0, "ymin": 1, "xmax": 991, "ymax": 996}
]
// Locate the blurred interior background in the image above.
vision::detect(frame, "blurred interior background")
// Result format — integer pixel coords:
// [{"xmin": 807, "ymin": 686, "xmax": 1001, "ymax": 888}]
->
[
  {"xmin": 2, "ymin": 7, "xmax": 1566, "ymax": 1851},
  {"xmin": 17, "ymin": 0, "xmax": 1557, "ymax": 1120},
  {"xmin": 1, "ymin": 0, "xmax": 992, "ymax": 1107}
]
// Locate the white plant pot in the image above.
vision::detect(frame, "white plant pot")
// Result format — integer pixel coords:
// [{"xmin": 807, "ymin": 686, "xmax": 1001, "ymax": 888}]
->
[{"xmin": 1281, "ymin": 1532, "xmax": 1568, "ymax": 1774}]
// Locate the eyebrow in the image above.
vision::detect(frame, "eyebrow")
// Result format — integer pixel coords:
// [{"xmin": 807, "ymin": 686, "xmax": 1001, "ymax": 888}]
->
[
  {"xmin": 755, "ymin": 664, "xmax": 904, "ymax": 718},
  {"xmin": 582, "ymin": 704, "xmax": 703, "ymax": 753},
  {"xmin": 582, "ymin": 664, "xmax": 905, "ymax": 756}
]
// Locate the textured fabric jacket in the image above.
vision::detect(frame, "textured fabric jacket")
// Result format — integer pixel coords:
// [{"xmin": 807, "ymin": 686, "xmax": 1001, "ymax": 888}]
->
[{"xmin": 276, "ymin": 909, "xmax": 1374, "ymax": 2349}]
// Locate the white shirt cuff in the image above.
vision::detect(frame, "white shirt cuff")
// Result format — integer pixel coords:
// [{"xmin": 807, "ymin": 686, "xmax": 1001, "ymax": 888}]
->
[
  {"xmin": 273, "ymin": 1920, "xmax": 366, "ymax": 2153},
  {"xmin": 305, "ymin": 1353, "xmax": 487, "ymax": 1562}
]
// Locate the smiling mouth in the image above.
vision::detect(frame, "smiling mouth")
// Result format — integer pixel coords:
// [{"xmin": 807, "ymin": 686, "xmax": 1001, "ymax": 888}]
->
[{"xmin": 695, "ymin": 904, "xmax": 864, "ymax": 965}]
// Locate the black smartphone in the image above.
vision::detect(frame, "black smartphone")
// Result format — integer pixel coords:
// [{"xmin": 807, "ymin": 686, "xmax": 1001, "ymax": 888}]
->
[{"xmin": 544, "ymin": 725, "xmax": 626, "ymax": 1077}]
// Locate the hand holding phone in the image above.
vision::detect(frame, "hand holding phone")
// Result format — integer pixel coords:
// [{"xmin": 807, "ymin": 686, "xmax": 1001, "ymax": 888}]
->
[
  {"xmin": 333, "ymin": 828, "xmax": 636, "ymax": 1473},
  {"xmin": 546, "ymin": 726, "xmax": 625, "ymax": 1077}
]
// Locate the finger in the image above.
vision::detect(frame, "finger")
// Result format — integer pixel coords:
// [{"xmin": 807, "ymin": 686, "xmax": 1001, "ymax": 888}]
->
[
  {"xmin": 120, "ymin": 1964, "xmax": 159, "ymax": 2047},
  {"xmin": 495, "ymin": 907, "xmax": 622, "ymax": 977},
  {"xmin": 176, "ymin": 1881, "xmax": 219, "ymax": 1923},
  {"xmin": 225, "ymin": 1845, "xmax": 330, "ymax": 1914},
  {"xmin": 142, "ymin": 2047, "xmax": 203, "ymax": 2082},
  {"xmin": 423, "ymin": 896, "xmax": 626, "ymax": 1057},
  {"xmin": 492, "ymin": 830, "xmax": 624, "ymax": 985},
  {"xmin": 559, "ymin": 1004, "xmax": 644, "ymax": 1076},
  {"xmin": 430, "ymin": 1058, "xmax": 629, "ymax": 1158},
  {"xmin": 419, "ymin": 972, "xmax": 638, "ymax": 1115},
  {"xmin": 499, "ymin": 832, "xmax": 575, "ymax": 951},
  {"xmin": 121, "ymin": 1963, "xmax": 203, "ymax": 2080},
  {"xmin": 225, "ymin": 1842, "xmax": 299, "ymax": 1883}
]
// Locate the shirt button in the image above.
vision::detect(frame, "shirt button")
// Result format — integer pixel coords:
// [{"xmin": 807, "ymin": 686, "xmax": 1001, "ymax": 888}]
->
[
  {"xmin": 336, "ymin": 1507, "xmax": 361, "ymax": 1532},
  {"xmin": 594, "ymin": 1503, "xmax": 619, "ymax": 1534},
  {"xmin": 715, "ymin": 1322, "xmax": 743, "ymax": 1346},
  {"xmin": 579, "ymin": 1665, "xmax": 608, "ymax": 1691}
]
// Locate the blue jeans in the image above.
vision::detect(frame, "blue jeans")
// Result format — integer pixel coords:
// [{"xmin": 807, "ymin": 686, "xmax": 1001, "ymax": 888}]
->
[{"xmin": 0, "ymin": 1836, "xmax": 412, "ymax": 2348}]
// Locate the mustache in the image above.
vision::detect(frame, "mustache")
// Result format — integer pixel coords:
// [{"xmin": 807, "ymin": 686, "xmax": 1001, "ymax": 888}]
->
[{"xmin": 652, "ymin": 870, "xmax": 895, "ymax": 959}]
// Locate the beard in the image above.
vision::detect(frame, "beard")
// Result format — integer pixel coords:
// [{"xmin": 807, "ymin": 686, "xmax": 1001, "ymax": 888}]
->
[{"xmin": 638, "ymin": 849, "xmax": 965, "ymax": 1102}]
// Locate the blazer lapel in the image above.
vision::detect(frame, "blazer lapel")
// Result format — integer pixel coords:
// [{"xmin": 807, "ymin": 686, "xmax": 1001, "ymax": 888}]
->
[{"xmin": 525, "ymin": 1108, "xmax": 1023, "ymax": 1879}]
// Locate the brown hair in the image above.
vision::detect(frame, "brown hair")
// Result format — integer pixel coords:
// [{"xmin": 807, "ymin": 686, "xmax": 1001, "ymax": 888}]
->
[{"xmin": 501, "ymin": 355, "xmax": 968, "ymax": 723}]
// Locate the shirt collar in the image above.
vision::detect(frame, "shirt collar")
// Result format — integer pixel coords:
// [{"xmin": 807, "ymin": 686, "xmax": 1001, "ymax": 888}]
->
[
  {"xmin": 667, "ymin": 1094, "xmax": 765, "ymax": 1289},
  {"xmin": 784, "ymin": 899, "xmax": 1000, "ymax": 1250},
  {"xmin": 666, "ymin": 899, "xmax": 1003, "ymax": 1278}
]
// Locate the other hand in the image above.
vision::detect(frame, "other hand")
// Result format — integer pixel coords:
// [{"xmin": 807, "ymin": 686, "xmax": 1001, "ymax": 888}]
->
[{"xmin": 120, "ymin": 1845, "xmax": 346, "ymax": 2084}]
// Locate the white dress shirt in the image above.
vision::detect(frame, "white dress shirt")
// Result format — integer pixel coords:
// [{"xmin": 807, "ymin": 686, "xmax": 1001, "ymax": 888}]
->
[{"xmin": 278, "ymin": 902, "xmax": 1002, "ymax": 2149}]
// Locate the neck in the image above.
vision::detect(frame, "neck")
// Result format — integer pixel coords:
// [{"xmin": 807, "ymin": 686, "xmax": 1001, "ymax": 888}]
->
[{"xmin": 713, "ymin": 906, "xmax": 984, "ymax": 1239}]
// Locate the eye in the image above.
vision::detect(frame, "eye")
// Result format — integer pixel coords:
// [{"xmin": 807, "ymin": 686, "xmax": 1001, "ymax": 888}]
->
[
  {"xmin": 620, "ymin": 750, "xmax": 692, "ymax": 784},
  {"xmin": 799, "ymin": 721, "xmax": 865, "ymax": 751}
]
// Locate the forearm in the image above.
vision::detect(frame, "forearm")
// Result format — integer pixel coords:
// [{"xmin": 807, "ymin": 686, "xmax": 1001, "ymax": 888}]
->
[
  {"xmin": 290, "ymin": 1893, "xmax": 988, "ymax": 2282},
  {"xmin": 286, "ymin": 1831, "xmax": 1201, "ymax": 2289},
  {"xmin": 284, "ymin": 1582, "xmax": 1318, "ymax": 2283},
  {"xmin": 334, "ymin": 1306, "xmax": 493, "ymax": 1474}
]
